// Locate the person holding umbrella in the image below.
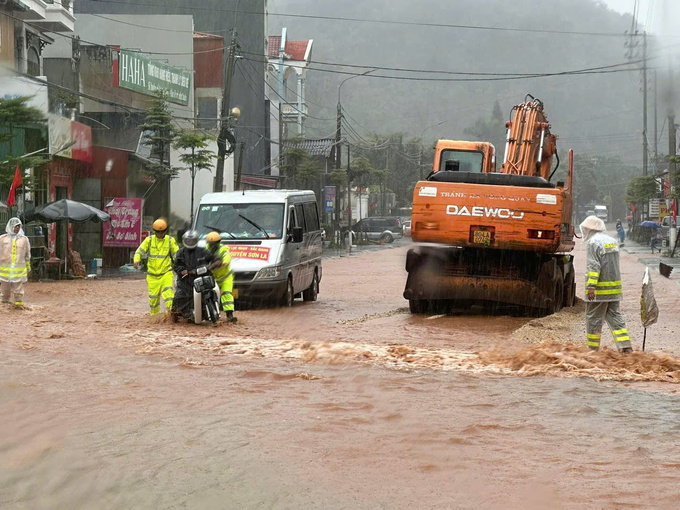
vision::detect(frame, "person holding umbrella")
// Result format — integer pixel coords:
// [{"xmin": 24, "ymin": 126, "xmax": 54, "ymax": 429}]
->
[
  {"xmin": 133, "ymin": 219, "xmax": 179, "ymax": 315},
  {"xmin": 640, "ymin": 220, "xmax": 662, "ymax": 253},
  {"xmin": 581, "ymin": 216, "xmax": 633, "ymax": 353},
  {"xmin": 0, "ymin": 217, "xmax": 31, "ymax": 307}
]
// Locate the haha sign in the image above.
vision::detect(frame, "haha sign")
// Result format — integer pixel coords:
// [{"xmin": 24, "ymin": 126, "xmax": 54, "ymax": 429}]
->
[{"xmin": 117, "ymin": 49, "xmax": 192, "ymax": 106}]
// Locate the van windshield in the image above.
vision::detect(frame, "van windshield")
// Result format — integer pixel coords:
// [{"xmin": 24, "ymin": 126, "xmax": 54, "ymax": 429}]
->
[{"xmin": 196, "ymin": 203, "xmax": 285, "ymax": 239}]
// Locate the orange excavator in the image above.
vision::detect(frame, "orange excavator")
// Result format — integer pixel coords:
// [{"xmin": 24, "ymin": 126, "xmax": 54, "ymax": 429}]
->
[{"xmin": 404, "ymin": 95, "xmax": 576, "ymax": 315}]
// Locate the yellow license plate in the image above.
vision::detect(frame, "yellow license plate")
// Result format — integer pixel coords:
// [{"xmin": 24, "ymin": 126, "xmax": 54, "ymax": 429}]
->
[
  {"xmin": 233, "ymin": 289, "xmax": 239, "ymax": 299},
  {"xmin": 473, "ymin": 230, "xmax": 491, "ymax": 245}
]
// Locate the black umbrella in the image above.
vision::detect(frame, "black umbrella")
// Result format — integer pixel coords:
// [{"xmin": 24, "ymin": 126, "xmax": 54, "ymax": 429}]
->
[
  {"xmin": 22, "ymin": 199, "xmax": 110, "ymax": 274},
  {"xmin": 23, "ymin": 199, "xmax": 110, "ymax": 223}
]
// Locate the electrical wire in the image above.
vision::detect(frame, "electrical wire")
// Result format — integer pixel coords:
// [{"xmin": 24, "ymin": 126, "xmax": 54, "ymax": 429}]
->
[
  {"xmin": 85, "ymin": 0, "xmax": 662, "ymax": 38},
  {"xmin": 237, "ymin": 55, "xmax": 336, "ymax": 121}
]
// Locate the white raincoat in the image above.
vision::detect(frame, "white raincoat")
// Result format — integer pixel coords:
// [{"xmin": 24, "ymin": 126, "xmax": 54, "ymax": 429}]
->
[{"xmin": 0, "ymin": 217, "xmax": 31, "ymax": 283}]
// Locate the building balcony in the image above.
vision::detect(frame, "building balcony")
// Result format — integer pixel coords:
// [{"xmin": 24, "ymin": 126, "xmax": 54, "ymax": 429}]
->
[
  {"xmin": 30, "ymin": 0, "xmax": 75, "ymax": 32},
  {"xmin": 11, "ymin": 0, "xmax": 48, "ymax": 21},
  {"xmin": 280, "ymin": 102, "xmax": 308, "ymax": 119}
]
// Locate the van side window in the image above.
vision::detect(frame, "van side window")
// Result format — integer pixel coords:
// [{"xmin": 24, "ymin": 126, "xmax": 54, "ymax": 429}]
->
[
  {"xmin": 303, "ymin": 202, "xmax": 320, "ymax": 232},
  {"xmin": 295, "ymin": 204, "xmax": 307, "ymax": 233}
]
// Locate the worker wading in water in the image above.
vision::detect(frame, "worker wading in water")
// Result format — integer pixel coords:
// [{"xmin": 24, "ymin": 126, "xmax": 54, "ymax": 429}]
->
[
  {"xmin": 581, "ymin": 216, "xmax": 632, "ymax": 353},
  {"xmin": 134, "ymin": 219, "xmax": 179, "ymax": 315},
  {"xmin": 206, "ymin": 231, "xmax": 237, "ymax": 323},
  {"xmin": 0, "ymin": 218, "xmax": 31, "ymax": 307}
]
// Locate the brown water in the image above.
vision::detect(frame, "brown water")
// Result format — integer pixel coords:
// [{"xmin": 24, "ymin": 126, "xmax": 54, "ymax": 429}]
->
[{"xmin": 3, "ymin": 242, "xmax": 680, "ymax": 509}]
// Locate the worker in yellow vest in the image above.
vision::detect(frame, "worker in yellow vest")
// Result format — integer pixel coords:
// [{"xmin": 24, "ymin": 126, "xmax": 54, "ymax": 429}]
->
[
  {"xmin": 206, "ymin": 231, "xmax": 237, "ymax": 322},
  {"xmin": 134, "ymin": 219, "xmax": 179, "ymax": 315},
  {"xmin": 0, "ymin": 217, "xmax": 31, "ymax": 307}
]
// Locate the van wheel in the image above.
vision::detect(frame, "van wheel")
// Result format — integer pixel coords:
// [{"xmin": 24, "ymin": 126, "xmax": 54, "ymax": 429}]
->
[
  {"xmin": 282, "ymin": 276, "xmax": 294, "ymax": 307},
  {"xmin": 381, "ymin": 233, "xmax": 394, "ymax": 244},
  {"xmin": 303, "ymin": 272, "xmax": 319, "ymax": 302}
]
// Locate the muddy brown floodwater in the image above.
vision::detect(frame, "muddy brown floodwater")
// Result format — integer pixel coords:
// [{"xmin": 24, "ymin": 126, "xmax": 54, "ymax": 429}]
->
[{"xmin": 3, "ymin": 236, "xmax": 680, "ymax": 509}]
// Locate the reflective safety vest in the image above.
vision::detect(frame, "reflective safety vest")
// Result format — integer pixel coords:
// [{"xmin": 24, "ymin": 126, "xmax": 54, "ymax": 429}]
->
[
  {"xmin": 0, "ymin": 234, "xmax": 31, "ymax": 283},
  {"xmin": 210, "ymin": 244, "xmax": 233, "ymax": 283},
  {"xmin": 585, "ymin": 232, "xmax": 622, "ymax": 302},
  {"xmin": 134, "ymin": 235, "xmax": 179, "ymax": 277}
]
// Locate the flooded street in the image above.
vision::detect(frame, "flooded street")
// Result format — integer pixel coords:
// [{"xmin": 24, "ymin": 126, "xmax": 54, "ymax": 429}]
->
[{"xmin": 3, "ymin": 238, "xmax": 680, "ymax": 509}]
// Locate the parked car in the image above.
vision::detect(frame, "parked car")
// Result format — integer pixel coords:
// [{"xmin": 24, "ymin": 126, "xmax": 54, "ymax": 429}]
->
[
  {"xmin": 403, "ymin": 220, "xmax": 412, "ymax": 237},
  {"xmin": 660, "ymin": 216, "xmax": 679, "ymax": 247},
  {"xmin": 349, "ymin": 217, "xmax": 403, "ymax": 243}
]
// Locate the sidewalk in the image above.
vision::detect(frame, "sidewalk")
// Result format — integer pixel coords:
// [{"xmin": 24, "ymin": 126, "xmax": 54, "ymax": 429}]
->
[{"xmin": 619, "ymin": 235, "xmax": 680, "ymax": 277}]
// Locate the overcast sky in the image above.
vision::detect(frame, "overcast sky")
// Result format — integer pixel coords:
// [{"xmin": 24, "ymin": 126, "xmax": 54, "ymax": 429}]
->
[{"xmin": 601, "ymin": 0, "xmax": 680, "ymax": 35}]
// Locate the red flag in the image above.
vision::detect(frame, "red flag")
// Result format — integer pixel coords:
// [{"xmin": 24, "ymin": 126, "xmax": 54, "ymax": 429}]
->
[
  {"xmin": 6, "ymin": 165, "xmax": 22, "ymax": 207},
  {"xmin": 672, "ymin": 198, "xmax": 678, "ymax": 224}
]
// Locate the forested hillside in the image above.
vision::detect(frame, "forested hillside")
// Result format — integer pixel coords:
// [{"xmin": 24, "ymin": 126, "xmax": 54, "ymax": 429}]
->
[{"xmin": 271, "ymin": 0, "xmax": 642, "ymax": 165}]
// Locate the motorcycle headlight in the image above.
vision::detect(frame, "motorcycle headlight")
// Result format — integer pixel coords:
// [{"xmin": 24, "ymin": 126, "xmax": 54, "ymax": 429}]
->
[{"xmin": 255, "ymin": 266, "xmax": 281, "ymax": 279}]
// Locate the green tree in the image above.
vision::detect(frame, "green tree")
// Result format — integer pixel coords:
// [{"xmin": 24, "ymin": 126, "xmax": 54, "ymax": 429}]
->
[
  {"xmin": 626, "ymin": 175, "xmax": 658, "ymax": 204},
  {"xmin": 280, "ymin": 141, "xmax": 322, "ymax": 189},
  {"xmin": 372, "ymin": 167, "xmax": 389, "ymax": 216},
  {"xmin": 173, "ymin": 131, "xmax": 216, "ymax": 224},
  {"xmin": 139, "ymin": 92, "xmax": 179, "ymax": 219},
  {"xmin": 0, "ymin": 97, "xmax": 48, "ymax": 208}
]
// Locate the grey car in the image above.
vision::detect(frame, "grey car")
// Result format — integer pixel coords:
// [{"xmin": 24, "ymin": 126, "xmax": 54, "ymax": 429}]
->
[{"xmin": 351, "ymin": 217, "xmax": 404, "ymax": 243}]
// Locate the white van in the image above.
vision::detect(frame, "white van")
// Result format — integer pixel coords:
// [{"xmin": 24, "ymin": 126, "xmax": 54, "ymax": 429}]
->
[{"xmin": 194, "ymin": 190, "xmax": 322, "ymax": 307}]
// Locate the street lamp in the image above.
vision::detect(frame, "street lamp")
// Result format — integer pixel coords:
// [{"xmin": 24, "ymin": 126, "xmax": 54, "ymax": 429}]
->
[
  {"xmin": 336, "ymin": 69, "xmax": 376, "ymax": 170},
  {"xmin": 335, "ymin": 69, "xmax": 376, "ymax": 253}
]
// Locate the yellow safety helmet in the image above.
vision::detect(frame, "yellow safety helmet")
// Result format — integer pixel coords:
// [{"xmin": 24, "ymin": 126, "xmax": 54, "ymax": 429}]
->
[
  {"xmin": 152, "ymin": 218, "xmax": 168, "ymax": 232},
  {"xmin": 206, "ymin": 231, "xmax": 221, "ymax": 243}
]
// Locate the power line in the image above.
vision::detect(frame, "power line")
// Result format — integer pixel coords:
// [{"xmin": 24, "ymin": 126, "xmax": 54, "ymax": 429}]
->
[
  {"xmin": 85, "ymin": 0, "xmax": 658, "ymax": 38},
  {"xmin": 240, "ymin": 54, "xmax": 649, "ymax": 82},
  {"xmin": 241, "ymin": 49, "xmax": 647, "ymax": 78},
  {"xmin": 237, "ymin": 54, "xmax": 336, "ymax": 121}
]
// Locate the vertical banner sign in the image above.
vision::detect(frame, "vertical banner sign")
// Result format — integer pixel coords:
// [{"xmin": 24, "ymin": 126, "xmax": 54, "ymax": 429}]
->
[
  {"xmin": 117, "ymin": 49, "xmax": 192, "ymax": 106},
  {"xmin": 103, "ymin": 198, "xmax": 143, "ymax": 248},
  {"xmin": 324, "ymin": 186, "xmax": 336, "ymax": 213}
]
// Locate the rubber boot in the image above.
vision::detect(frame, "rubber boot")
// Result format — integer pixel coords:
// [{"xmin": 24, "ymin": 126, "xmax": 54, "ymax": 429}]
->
[
  {"xmin": 226, "ymin": 310, "xmax": 237, "ymax": 323},
  {"xmin": 621, "ymin": 347, "xmax": 633, "ymax": 354}
]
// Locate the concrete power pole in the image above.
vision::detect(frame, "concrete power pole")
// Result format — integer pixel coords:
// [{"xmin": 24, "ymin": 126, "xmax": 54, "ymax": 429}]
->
[
  {"xmin": 335, "ymin": 103, "xmax": 342, "ymax": 170},
  {"xmin": 214, "ymin": 31, "xmax": 238, "ymax": 192},
  {"xmin": 654, "ymin": 69, "xmax": 659, "ymax": 165},
  {"xmin": 643, "ymin": 31, "xmax": 649, "ymax": 176},
  {"xmin": 347, "ymin": 144, "xmax": 352, "ymax": 255}
]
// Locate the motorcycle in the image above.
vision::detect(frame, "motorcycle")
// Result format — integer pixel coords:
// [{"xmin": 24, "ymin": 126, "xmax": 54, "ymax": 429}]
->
[{"xmin": 178, "ymin": 263, "xmax": 222, "ymax": 324}]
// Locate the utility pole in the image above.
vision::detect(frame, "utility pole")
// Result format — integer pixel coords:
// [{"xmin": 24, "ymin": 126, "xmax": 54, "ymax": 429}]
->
[
  {"xmin": 235, "ymin": 141, "xmax": 245, "ymax": 191},
  {"xmin": 214, "ymin": 31, "xmax": 237, "ymax": 192},
  {"xmin": 654, "ymin": 68, "xmax": 659, "ymax": 165},
  {"xmin": 347, "ymin": 143, "xmax": 352, "ymax": 254},
  {"xmin": 670, "ymin": 53, "xmax": 677, "ymax": 189},
  {"xmin": 642, "ymin": 31, "xmax": 648, "ymax": 176},
  {"xmin": 335, "ymin": 103, "xmax": 342, "ymax": 170}
]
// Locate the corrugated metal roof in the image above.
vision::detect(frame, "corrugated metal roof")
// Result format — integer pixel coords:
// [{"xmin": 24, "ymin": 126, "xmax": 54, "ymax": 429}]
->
[
  {"xmin": 193, "ymin": 31, "xmax": 223, "ymax": 40},
  {"xmin": 284, "ymin": 138, "xmax": 336, "ymax": 158}
]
